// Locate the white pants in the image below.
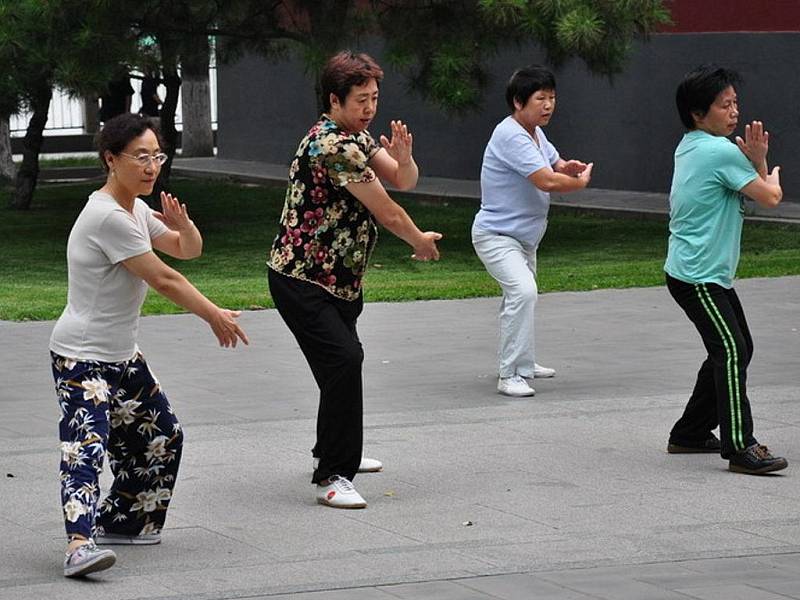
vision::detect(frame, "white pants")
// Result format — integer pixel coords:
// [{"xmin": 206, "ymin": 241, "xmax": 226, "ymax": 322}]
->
[{"xmin": 472, "ymin": 224, "xmax": 544, "ymax": 378}]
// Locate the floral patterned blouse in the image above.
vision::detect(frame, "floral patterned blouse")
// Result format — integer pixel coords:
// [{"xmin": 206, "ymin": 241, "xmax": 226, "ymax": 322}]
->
[{"xmin": 268, "ymin": 115, "xmax": 381, "ymax": 301}]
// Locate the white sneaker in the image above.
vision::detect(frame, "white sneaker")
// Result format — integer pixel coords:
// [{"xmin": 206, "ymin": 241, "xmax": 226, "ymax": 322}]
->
[
  {"xmin": 95, "ymin": 531, "xmax": 161, "ymax": 545},
  {"xmin": 497, "ymin": 375, "xmax": 535, "ymax": 397},
  {"xmin": 533, "ymin": 363, "xmax": 556, "ymax": 378},
  {"xmin": 316, "ymin": 475, "xmax": 367, "ymax": 509},
  {"xmin": 313, "ymin": 456, "xmax": 383, "ymax": 473},
  {"xmin": 357, "ymin": 457, "xmax": 383, "ymax": 472}
]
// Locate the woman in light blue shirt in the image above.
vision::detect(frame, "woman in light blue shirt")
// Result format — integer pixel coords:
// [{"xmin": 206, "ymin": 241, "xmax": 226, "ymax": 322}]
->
[{"xmin": 472, "ymin": 65, "xmax": 593, "ymax": 397}]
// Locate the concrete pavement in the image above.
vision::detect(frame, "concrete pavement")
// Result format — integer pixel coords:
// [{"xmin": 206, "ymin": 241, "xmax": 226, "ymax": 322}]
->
[{"xmin": 2, "ymin": 277, "xmax": 800, "ymax": 599}]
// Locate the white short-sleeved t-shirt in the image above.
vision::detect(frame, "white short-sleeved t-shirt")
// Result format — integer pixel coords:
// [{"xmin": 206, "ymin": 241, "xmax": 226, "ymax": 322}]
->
[
  {"xmin": 473, "ymin": 116, "xmax": 560, "ymax": 245},
  {"xmin": 50, "ymin": 191, "xmax": 169, "ymax": 362}
]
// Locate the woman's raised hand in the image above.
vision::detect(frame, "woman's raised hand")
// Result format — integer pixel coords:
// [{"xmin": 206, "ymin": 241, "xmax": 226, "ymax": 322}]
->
[
  {"xmin": 154, "ymin": 191, "xmax": 194, "ymax": 231},
  {"xmin": 379, "ymin": 120, "xmax": 414, "ymax": 165},
  {"xmin": 736, "ymin": 120, "xmax": 769, "ymax": 166},
  {"xmin": 578, "ymin": 162, "xmax": 594, "ymax": 186}
]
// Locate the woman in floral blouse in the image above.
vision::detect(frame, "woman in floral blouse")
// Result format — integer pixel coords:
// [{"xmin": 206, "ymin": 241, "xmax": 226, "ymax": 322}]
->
[{"xmin": 268, "ymin": 50, "xmax": 441, "ymax": 509}]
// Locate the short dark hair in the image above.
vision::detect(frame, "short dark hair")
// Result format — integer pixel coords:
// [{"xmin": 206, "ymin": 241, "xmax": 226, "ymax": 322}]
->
[
  {"xmin": 320, "ymin": 51, "xmax": 384, "ymax": 112},
  {"xmin": 675, "ymin": 64, "xmax": 742, "ymax": 130},
  {"xmin": 95, "ymin": 113, "xmax": 164, "ymax": 172},
  {"xmin": 505, "ymin": 65, "xmax": 556, "ymax": 111}
]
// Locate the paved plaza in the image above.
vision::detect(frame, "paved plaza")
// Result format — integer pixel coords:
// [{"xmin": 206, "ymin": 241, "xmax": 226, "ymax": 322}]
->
[{"xmin": 2, "ymin": 276, "xmax": 800, "ymax": 599}]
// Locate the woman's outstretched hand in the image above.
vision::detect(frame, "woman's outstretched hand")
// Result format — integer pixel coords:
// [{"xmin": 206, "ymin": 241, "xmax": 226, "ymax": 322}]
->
[
  {"xmin": 558, "ymin": 159, "xmax": 588, "ymax": 177},
  {"xmin": 209, "ymin": 308, "xmax": 249, "ymax": 348},
  {"xmin": 411, "ymin": 231, "xmax": 442, "ymax": 261}
]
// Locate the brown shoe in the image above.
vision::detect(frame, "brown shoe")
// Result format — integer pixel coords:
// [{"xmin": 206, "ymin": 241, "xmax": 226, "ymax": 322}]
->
[
  {"xmin": 729, "ymin": 444, "xmax": 788, "ymax": 475},
  {"xmin": 667, "ymin": 435, "xmax": 721, "ymax": 454}
]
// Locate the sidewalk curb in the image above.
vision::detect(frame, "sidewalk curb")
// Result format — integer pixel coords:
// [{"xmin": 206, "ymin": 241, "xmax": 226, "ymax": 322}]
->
[{"xmin": 172, "ymin": 163, "xmax": 800, "ymax": 226}]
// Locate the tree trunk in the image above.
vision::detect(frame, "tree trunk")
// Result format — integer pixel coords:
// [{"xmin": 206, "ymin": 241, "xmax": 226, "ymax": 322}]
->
[
  {"xmin": 82, "ymin": 96, "xmax": 99, "ymax": 134},
  {"xmin": 153, "ymin": 36, "xmax": 181, "ymax": 197},
  {"xmin": 10, "ymin": 85, "xmax": 51, "ymax": 210},
  {"xmin": 0, "ymin": 116, "xmax": 16, "ymax": 183},
  {"xmin": 180, "ymin": 36, "xmax": 214, "ymax": 157}
]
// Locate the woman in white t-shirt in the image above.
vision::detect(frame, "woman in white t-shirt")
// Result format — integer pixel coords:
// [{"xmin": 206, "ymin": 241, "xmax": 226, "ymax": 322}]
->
[
  {"xmin": 51, "ymin": 113, "xmax": 248, "ymax": 578},
  {"xmin": 472, "ymin": 65, "xmax": 593, "ymax": 398}
]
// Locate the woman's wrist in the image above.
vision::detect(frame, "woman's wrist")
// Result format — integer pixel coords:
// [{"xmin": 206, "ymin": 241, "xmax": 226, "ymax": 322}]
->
[{"xmin": 397, "ymin": 156, "xmax": 415, "ymax": 168}]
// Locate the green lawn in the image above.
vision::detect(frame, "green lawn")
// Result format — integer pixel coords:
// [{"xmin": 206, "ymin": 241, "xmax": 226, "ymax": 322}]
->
[
  {"xmin": 37, "ymin": 156, "xmax": 99, "ymax": 168},
  {"xmin": 2, "ymin": 179, "xmax": 799, "ymax": 321}
]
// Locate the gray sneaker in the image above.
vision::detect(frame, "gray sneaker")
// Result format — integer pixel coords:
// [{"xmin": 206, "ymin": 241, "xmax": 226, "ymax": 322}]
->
[
  {"xmin": 63, "ymin": 541, "xmax": 116, "ymax": 578},
  {"xmin": 95, "ymin": 531, "xmax": 161, "ymax": 545}
]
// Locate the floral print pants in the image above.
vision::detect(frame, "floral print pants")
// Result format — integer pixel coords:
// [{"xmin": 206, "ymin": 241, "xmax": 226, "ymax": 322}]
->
[{"xmin": 51, "ymin": 352, "xmax": 183, "ymax": 541}]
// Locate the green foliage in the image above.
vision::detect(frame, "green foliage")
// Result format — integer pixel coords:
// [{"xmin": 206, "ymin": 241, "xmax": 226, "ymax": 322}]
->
[
  {"xmin": 0, "ymin": 0, "xmax": 674, "ymax": 118},
  {"xmin": 555, "ymin": 5, "xmax": 604, "ymax": 53},
  {"xmin": 0, "ymin": 0, "xmax": 137, "ymax": 115},
  {"xmin": 521, "ymin": 0, "xmax": 673, "ymax": 74},
  {"xmin": 478, "ymin": 0, "xmax": 526, "ymax": 26},
  {"xmin": 379, "ymin": 0, "xmax": 672, "ymax": 110},
  {"xmin": 1, "ymin": 0, "xmax": 672, "ymax": 121},
  {"xmin": 377, "ymin": 1, "xmax": 499, "ymax": 112}
]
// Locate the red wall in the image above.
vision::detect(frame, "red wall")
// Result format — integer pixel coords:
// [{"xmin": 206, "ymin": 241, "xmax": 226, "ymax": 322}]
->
[{"xmin": 662, "ymin": 0, "xmax": 800, "ymax": 32}]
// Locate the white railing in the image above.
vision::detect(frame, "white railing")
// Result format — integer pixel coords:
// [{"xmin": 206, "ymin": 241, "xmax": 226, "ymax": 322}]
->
[{"xmin": 10, "ymin": 67, "xmax": 218, "ymax": 136}]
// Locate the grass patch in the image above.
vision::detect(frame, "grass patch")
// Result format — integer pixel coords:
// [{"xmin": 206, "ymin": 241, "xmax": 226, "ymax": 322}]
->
[
  {"xmin": 35, "ymin": 156, "xmax": 100, "ymax": 169},
  {"xmin": 2, "ymin": 179, "xmax": 799, "ymax": 321}
]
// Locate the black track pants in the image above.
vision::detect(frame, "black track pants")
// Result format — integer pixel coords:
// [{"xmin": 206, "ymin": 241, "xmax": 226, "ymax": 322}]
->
[{"xmin": 666, "ymin": 274, "xmax": 757, "ymax": 458}]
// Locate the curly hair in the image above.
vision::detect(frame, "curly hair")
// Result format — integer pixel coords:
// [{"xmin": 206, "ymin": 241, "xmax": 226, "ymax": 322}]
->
[
  {"xmin": 320, "ymin": 51, "xmax": 384, "ymax": 112},
  {"xmin": 95, "ymin": 113, "xmax": 164, "ymax": 172}
]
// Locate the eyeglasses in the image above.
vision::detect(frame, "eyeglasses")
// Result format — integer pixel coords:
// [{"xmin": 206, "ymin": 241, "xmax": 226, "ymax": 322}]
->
[{"xmin": 119, "ymin": 152, "xmax": 168, "ymax": 167}]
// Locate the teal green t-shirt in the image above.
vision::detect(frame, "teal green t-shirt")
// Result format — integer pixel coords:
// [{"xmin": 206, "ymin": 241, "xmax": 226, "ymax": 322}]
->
[{"xmin": 664, "ymin": 130, "xmax": 758, "ymax": 288}]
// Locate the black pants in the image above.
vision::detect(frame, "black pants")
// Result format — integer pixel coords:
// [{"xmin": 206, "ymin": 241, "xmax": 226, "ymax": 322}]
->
[
  {"xmin": 666, "ymin": 275, "xmax": 757, "ymax": 458},
  {"xmin": 268, "ymin": 269, "xmax": 364, "ymax": 483}
]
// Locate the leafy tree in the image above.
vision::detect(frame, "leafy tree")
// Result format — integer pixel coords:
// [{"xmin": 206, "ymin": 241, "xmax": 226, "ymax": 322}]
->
[
  {"xmin": 148, "ymin": 0, "xmax": 670, "ymax": 174},
  {"xmin": 0, "ymin": 0, "xmax": 275, "ymax": 206},
  {"xmin": 116, "ymin": 0, "xmax": 367, "ymax": 189},
  {"xmin": 0, "ymin": 0, "xmax": 137, "ymax": 209},
  {"xmin": 208, "ymin": 0, "xmax": 670, "ymax": 115},
  {"xmin": 377, "ymin": 0, "xmax": 672, "ymax": 112},
  {"xmin": 3, "ymin": 0, "xmax": 670, "ymax": 209},
  {"xmin": 117, "ymin": 1, "xmax": 288, "ymax": 190}
]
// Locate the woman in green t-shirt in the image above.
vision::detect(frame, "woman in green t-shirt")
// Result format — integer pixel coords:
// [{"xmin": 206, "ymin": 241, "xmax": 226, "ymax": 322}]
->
[{"xmin": 664, "ymin": 64, "xmax": 786, "ymax": 475}]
